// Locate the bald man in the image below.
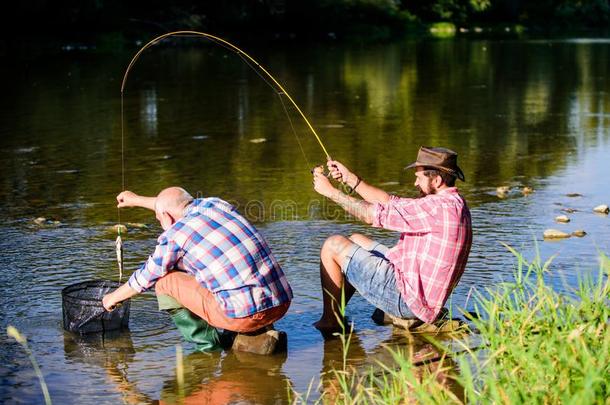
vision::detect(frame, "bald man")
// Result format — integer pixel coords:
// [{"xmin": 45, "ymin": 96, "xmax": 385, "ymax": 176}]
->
[{"xmin": 102, "ymin": 187, "xmax": 293, "ymax": 351}]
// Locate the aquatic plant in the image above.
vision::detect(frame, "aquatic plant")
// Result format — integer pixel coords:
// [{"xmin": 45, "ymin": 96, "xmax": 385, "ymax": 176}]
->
[{"xmin": 6, "ymin": 326, "xmax": 52, "ymax": 405}]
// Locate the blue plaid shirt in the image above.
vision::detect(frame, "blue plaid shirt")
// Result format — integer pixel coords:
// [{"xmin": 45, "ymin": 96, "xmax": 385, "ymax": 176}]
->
[{"xmin": 128, "ymin": 198, "xmax": 293, "ymax": 318}]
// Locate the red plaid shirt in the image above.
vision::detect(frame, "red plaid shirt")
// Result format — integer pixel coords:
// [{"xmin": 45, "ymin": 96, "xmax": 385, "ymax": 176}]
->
[{"xmin": 373, "ymin": 188, "xmax": 472, "ymax": 323}]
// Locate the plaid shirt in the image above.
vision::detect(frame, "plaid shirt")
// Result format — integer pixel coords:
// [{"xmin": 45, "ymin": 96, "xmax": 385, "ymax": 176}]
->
[
  {"xmin": 373, "ymin": 188, "xmax": 472, "ymax": 323},
  {"xmin": 128, "ymin": 198, "xmax": 293, "ymax": 318}
]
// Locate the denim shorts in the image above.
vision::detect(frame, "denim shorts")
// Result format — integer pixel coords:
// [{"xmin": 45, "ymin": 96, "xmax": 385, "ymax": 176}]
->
[{"xmin": 341, "ymin": 242, "xmax": 413, "ymax": 319}]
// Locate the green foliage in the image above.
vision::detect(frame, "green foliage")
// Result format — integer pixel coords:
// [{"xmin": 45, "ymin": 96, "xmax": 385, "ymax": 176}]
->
[
  {"xmin": 304, "ymin": 249, "xmax": 610, "ymax": 404},
  {"xmin": 4, "ymin": 0, "xmax": 609, "ymax": 38}
]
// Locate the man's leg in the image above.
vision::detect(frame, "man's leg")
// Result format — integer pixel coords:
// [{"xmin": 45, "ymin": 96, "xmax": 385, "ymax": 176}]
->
[
  {"xmin": 155, "ymin": 272, "xmax": 221, "ymax": 351},
  {"xmin": 314, "ymin": 235, "xmax": 359, "ymax": 332},
  {"xmin": 348, "ymin": 233, "xmax": 376, "ymax": 250}
]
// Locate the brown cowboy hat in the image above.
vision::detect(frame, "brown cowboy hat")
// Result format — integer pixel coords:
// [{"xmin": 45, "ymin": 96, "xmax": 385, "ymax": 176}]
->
[{"xmin": 405, "ymin": 146, "xmax": 465, "ymax": 181}]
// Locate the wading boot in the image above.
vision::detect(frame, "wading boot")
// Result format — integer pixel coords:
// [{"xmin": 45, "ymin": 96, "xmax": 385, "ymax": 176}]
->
[{"xmin": 157, "ymin": 294, "xmax": 221, "ymax": 352}]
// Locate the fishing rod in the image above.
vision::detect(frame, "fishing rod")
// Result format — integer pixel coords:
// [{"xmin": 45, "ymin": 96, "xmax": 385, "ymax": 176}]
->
[
  {"xmin": 120, "ymin": 30, "xmax": 331, "ymax": 160},
  {"xmin": 115, "ymin": 31, "xmax": 337, "ymax": 280}
]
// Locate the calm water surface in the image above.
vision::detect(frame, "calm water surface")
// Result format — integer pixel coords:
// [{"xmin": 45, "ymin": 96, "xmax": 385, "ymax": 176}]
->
[{"xmin": 0, "ymin": 38, "xmax": 609, "ymax": 404}]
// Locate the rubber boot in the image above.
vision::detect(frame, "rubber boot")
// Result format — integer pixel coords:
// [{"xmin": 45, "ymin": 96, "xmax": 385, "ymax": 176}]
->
[
  {"xmin": 169, "ymin": 308, "xmax": 221, "ymax": 352},
  {"xmin": 157, "ymin": 294, "xmax": 221, "ymax": 352}
]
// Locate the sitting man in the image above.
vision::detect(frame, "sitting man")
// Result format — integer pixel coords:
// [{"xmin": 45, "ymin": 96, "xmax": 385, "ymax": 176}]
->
[
  {"xmin": 103, "ymin": 187, "xmax": 293, "ymax": 351},
  {"xmin": 312, "ymin": 146, "xmax": 472, "ymax": 332}
]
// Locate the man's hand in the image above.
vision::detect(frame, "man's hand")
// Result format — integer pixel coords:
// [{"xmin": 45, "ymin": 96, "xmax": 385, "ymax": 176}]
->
[
  {"xmin": 102, "ymin": 293, "xmax": 118, "ymax": 311},
  {"xmin": 327, "ymin": 160, "xmax": 354, "ymax": 186},
  {"xmin": 116, "ymin": 191, "xmax": 140, "ymax": 208},
  {"xmin": 313, "ymin": 166, "xmax": 336, "ymax": 198}
]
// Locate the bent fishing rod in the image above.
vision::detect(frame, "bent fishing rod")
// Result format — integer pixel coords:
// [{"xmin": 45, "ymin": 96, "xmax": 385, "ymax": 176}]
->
[{"xmin": 120, "ymin": 30, "xmax": 332, "ymax": 161}]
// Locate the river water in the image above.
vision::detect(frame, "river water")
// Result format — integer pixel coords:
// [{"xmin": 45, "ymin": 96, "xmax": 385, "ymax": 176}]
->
[{"xmin": 0, "ymin": 37, "xmax": 609, "ymax": 404}]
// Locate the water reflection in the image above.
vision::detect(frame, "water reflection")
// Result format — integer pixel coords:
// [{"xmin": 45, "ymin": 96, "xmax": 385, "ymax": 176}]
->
[{"xmin": 141, "ymin": 88, "xmax": 158, "ymax": 137}]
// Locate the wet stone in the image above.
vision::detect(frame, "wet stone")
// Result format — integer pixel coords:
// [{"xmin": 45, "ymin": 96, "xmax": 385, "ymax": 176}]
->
[
  {"xmin": 566, "ymin": 193, "xmax": 583, "ymax": 197},
  {"xmin": 521, "ymin": 187, "xmax": 534, "ymax": 195},
  {"xmin": 543, "ymin": 229, "xmax": 571, "ymax": 239},
  {"xmin": 232, "ymin": 327, "xmax": 287, "ymax": 355},
  {"xmin": 496, "ymin": 186, "xmax": 510, "ymax": 194},
  {"xmin": 127, "ymin": 222, "xmax": 148, "ymax": 229},
  {"xmin": 555, "ymin": 215, "xmax": 570, "ymax": 223},
  {"xmin": 571, "ymin": 230, "xmax": 587, "ymax": 237},
  {"xmin": 593, "ymin": 204, "xmax": 609, "ymax": 214},
  {"xmin": 34, "ymin": 217, "xmax": 46, "ymax": 225},
  {"xmin": 561, "ymin": 208, "xmax": 578, "ymax": 214},
  {"xmin": 111, "ymin": 224, "xmax": 128, "ymax": 234},
  {"xmin": 372, "ymin": 309, "xmax": 466, "ymax": 334}
]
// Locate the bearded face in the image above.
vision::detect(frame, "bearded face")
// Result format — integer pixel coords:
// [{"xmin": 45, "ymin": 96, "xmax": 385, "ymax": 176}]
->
[{"xmin": 414, "ymin": 169, "xmax": 438, "ymax": 197}]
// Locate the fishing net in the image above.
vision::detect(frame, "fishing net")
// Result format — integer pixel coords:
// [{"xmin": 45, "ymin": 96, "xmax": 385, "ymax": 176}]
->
[{"xmin": 62, "ymin": 280, "xmax": 130, "ymax": 334}]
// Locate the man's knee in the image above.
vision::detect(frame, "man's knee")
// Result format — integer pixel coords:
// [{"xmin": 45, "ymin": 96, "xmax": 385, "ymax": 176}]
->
[
  {"xmin": 321, "ymin": 235, "xmax": 352, "ymax": 257},
  {"xmin": 349, "ymin": 233, "xmax": 369, "ymax": 247}
]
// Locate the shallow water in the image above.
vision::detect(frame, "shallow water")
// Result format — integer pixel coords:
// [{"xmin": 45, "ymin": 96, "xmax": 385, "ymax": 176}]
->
[{"xmin": 0, "ymin": 38, "xmax": 609, "ymax": 404}]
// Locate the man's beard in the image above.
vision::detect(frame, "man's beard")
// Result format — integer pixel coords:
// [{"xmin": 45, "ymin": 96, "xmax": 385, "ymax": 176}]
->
[{"xmin": 417, "ymin": 185, "xmax": 437, "ymax": 198}]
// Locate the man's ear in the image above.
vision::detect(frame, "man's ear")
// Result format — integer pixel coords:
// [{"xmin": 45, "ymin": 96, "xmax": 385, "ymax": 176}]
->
[
  {"xmin": 162, "ymin": 211, "xmax": 175, "ymax": 225},
  {"xmin": 433, "ymin": 175, "xmax": 444, "ymax": 188}
]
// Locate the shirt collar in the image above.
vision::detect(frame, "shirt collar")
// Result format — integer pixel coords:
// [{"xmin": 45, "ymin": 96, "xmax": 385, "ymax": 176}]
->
[{"xmin": 436, "ymin": 187, "xmax": 458, "ymax": 195}]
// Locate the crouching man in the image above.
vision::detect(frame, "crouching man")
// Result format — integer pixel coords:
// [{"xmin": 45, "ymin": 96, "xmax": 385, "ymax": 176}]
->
[
  {"xmin": 312, "ymin": 146, "xmax": 472, "ymax": 333},
  {"xmin": 103, "ymin": 187, "xmax": 293, "ymax": 351}
]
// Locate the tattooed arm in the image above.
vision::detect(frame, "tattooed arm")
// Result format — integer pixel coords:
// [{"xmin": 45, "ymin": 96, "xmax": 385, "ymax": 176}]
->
[{"xmin": 313, "ymin": 166, "xmax": 374, "ymax": 224}]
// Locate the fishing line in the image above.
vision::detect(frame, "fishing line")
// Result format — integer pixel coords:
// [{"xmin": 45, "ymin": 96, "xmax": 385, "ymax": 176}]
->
[
  {"xmin": 277, "ymin": 92, "xmax": 312, "ymax": 168},
  {"xmin": 120, "ymin": 30, "xmax": 332, "ymax": 160}
]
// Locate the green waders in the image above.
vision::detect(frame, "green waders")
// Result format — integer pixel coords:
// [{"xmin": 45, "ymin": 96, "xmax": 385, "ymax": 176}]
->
[{"xmin": 157, "ymin": 294, "xmax": 221, "ymax": 352}]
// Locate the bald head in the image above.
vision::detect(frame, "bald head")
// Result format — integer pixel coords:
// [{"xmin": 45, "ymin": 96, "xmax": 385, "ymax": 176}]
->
[{"xmin": 155, "ymin": 187, "xmax": 193, "ymax": 219}]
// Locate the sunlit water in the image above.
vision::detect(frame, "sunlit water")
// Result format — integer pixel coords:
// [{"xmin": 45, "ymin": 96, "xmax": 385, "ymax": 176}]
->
[{"xmin": 0, "ymin": 38, "xmax": 609, "ymax": 404}]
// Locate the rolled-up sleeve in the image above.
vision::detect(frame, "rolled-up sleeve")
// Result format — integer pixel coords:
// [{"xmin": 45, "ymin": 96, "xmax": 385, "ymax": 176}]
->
[
  {"xmin": 373, "ymin": 195, "xmax": 435, "ymax": 233},
  {"xmin": 128, "ymin": 235, "xmax": 183, "ymax": 292}
]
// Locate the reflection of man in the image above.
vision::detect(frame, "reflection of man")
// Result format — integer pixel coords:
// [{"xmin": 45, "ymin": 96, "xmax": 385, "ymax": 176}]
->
[
  {"xmin": 312, "ymin": 147, "xmax": 472, "ymax": 333},
  {"xmin": 103, "ymin": 187, "xmax": 293, "ymax": 351}
]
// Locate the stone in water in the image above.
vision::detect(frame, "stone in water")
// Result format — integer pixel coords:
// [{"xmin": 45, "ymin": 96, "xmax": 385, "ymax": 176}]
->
[
  {"xmin": 571, "ymin": 230, "xmax": 587, "ymax": 237},
  {"xmin": 555, "ymin": 215, "xmax": 570, "ymax": 223},
  {"xmin": 593, "ymin": 205, "xmax": 609, "ymax": 214},
  {"xmin": 543, "ymin": 229, "xmax": 571, "ymax": 239},
  {"xmin": 249, "ymin": 138, "xmax": 267, "ymax": 144},
  {"xmin": 566, "ymin": 193, "xmax": 583, "ymax": 197},
  {"xmin": 112, "ymin": 224, "xmax": 128, "ymax": 234}
]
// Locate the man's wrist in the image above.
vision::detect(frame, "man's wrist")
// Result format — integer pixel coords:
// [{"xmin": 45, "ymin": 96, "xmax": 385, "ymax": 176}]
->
[{"xmin": 347, "ymin": 172, "xmax": 359, "ymax": 188}]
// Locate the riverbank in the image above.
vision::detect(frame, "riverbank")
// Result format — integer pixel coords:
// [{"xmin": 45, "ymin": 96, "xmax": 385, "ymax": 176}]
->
[{"xmin": 306, "ymin": 250, "xmax": 610, "ymax": 403}]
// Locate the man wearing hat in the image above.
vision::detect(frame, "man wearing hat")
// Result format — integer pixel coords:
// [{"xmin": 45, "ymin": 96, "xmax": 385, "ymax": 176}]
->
[{"xmin": 312, "ymin": 146, "xmax": 472, "ymax": 332}]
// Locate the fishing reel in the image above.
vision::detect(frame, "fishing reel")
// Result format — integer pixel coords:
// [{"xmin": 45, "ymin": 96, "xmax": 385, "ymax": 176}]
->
[{"xmin": 311, "ymin": 163, "xmax": 357, "ymax": 195}]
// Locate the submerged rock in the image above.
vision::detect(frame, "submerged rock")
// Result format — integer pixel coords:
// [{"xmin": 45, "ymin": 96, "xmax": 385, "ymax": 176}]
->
[
  {"xmin": 571, "ymin": 230, "xmax": 587, "ymax": 237},
  {"xmin": 561, "ymin": 208, "xmax": 578, "ymax": 214},
  {"xmin": 127, "ymin": 222, "xmax": 148, "ymax": 229},
  {"xmin": 566, "ymin": 193, "xmax": 583, "ymax": 197},
  {"xmin": 521, "ymin": 186, "xmax": 534, "ymax": 195},
  {"xmin": 543, "ymin": 229, "xmax": 571, "ymax": 239},
  {"xmin": 34, "ymin": 217, "xmax": 47, "ymax": 225},
  {"xmin": 111, "ymin": 224, "xmax": 128, "ymax": 234},
  {"xmin": 593, "ymin": 204, "xmax": 609, "ymax": 214},
  {"xmin": 496, "ymin": 186, "xmax": 510, "ymax": 194},
  {"xmin": 34, "ymin": 217, "xmax": 61, "ymax": 226},
  {"xmin": 555, "ymin": 215, "xmax": 570, "ymax": 223}
]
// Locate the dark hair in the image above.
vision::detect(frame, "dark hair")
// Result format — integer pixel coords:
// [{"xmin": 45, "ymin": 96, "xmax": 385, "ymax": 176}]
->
[{"xmin": 422, "ymin": 168, "xmax": 456, "ymax": 187}]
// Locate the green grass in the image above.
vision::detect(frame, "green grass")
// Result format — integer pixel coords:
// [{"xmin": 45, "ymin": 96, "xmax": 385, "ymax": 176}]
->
[{"xmin": 299, "ymin": 247, "xmax": 610, "ymax": 404}]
